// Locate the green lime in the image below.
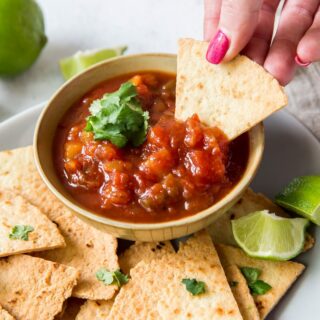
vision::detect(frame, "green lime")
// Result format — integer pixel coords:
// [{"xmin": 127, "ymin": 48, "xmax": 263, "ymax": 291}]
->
[
  {"xmin": 275, "ymin": 176, "xmax": 320, "ymax": 225},
  {"xmin": 232, "ymin": 210, "xmax": 309, "ymax": 261},
  {"xmin": 59, "ymin": 46, "xmax": 127, "ymax": 80},
  {"xmin": 0, "ymin": 0, "xmax": 47, "ymax": 77}
]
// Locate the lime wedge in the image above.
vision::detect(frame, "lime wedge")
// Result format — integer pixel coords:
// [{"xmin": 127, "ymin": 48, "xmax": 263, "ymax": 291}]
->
[
  {"xmin": 232, "ymin": 210, "xmax": 309, "ymax": 261},
  {"xmin": 59, "ymin": 46, "xmax": 127, "ymax": 80},
  {"xmin": 275, "ymin": 176, "xmax": 320, "ymax": 225}
]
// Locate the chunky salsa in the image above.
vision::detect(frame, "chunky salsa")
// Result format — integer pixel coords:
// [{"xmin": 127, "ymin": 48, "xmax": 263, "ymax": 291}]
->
[{"xmin": 54, "ymin": 72, "xmax": 249, "ymax": 223}]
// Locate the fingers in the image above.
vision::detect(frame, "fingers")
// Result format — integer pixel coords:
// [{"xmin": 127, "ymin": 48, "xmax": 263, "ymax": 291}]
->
[
  {"xmin": 206, "ymin": 0, "xmax": 263, "ymax": 64},
  {"xmin": 297, "ymin": 7, "xmax": 320, "ymax": 64},
  {"xmin": 264, "ymin": 0, "xmax": 319, "ymax": 85},
  {"xmin": 204, "ymin": 0, "xmax": 222, "ymax": 41},
  {"xmin": 242, "ymin": 0, "xmax": 280, "ymax": 65}
]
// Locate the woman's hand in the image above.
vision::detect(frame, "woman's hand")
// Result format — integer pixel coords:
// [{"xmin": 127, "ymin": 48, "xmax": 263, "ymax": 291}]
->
[{"xmin": 204, "ymin": 0, "xmax": 320, "ymax": 85}]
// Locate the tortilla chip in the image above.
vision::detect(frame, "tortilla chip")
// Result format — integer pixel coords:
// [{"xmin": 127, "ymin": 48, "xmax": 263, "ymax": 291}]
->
[
  {"xmin": 119, "ymin": 241, "xmax": 174, "ymax": 274},
  {"xmin": 36, "ymin": 211, "xmax": 119, "ymax": 300},
  {"xmin": 0, "ymin": 147, "xmax": 66, "ymax": 222},
  {"xmin": 0, "ymin": 190, "xmax": 65, "ymax": 257},
  {"xmin": 0, "ymin": 254, "xmax": 78, "ymax": 320},
  {"xmin": 208, "ymin": 189, "xmax": 288, "ymax": 247},
  {"xmin": 108, "ymin": 231, "xmax": 242, "ymax": 319},
  {"xmin": 76, "ymin": 300, "xmax": 114, "ymax": 320},
  {"xmin": 224, "ymin": 265, "xmax": 260, "ymax": 320},
  {"xmin": 56, "ymin": 298, "xmax": 84, "ymax": 320},
  {"xmin": 208, "ymin": 188, "xmax": 314, "ymax": 252},
  {"xmin": 0, "ymin": 305, "xmax": 15, "ymax": 320},
  {"xmin": 175, "ymin": 38, "xmax": 287, "ymax": 140},
  {"xmin": 0, "ymin": 147, "xmax": 119, "ymax": 300},
  {"xmin": 216, "ymin": 244, "xmax": 305, "ymax": 319}
]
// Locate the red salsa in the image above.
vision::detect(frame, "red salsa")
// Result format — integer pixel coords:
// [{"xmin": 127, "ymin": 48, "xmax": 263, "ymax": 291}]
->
[{"xmin": 54, "ymin": 72, "xmax": 249, "ymax": 223}]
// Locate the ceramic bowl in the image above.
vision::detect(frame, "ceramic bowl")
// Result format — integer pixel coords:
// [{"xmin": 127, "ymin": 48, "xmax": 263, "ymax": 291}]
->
[{"xmin": 34, "ymin": 53, "xmax": 264, "ymax": 241}]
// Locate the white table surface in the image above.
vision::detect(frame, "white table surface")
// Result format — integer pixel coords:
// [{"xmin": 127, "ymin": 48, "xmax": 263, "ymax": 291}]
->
[{"xmin": 0, "ymin": 0, "xmax": 319, "ymax": 140}]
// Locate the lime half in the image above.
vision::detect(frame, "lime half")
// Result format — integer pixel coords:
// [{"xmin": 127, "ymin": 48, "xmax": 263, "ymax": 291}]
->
[
  {"xmin": 275, "ymin": 176, "xmax": 320, "ymax": 225},
  {"xmin": 232, "ymin": 210, "xmax": 309, "ymax": 261},
  {"xmin": 59, "ymin": 46, "xmax": 127, "ymax": 80}
]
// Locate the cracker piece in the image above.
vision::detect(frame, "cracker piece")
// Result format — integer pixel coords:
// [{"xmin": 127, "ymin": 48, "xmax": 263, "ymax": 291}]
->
[
  {"xmin": 216, "ymin": 244, "xmax": 305, "ymax": 319},
  {"xmin": 0, "ymin": 190, "xmax": 65, "ymax": 257},
  {"xmin": 176, "ymin": 38, "xmax": 287, "ymax": 140},
  {"xmin": 0, "ymin": 304, "xmax": 15, "ymax": 320},
  {"xmin": 224, "ymin": 265, "xmax": 260, "ymax": 320},
  {"xmin": 0, "ymin": 254, "xmax": 78, "ymax": 320},
  {"xmin": 119, "ymin": 241, "xmax": 174, "ymax": 274},
  {"xmin": 107, "ymin": 231, "xmax": 243, "ymax": 320}
]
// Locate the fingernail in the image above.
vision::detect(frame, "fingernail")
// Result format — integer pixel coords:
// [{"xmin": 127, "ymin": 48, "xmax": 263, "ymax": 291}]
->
[
  {"xmin": 206, "ymin": 30, "xmax": 230, "ymax": 64},
  {"xmin": 295, "ymin": 55, "xmax": 310, "ymax": 67}
]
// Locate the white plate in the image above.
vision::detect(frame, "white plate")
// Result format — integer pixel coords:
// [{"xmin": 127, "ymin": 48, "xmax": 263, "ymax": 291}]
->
[{"xmin": 0, "ymin": 104, "xmax": 319, "ymax": 319}]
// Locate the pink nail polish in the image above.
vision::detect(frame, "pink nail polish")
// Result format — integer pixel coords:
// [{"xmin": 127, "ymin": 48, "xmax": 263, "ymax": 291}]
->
[
  {"xmin": 206, "ymin": 30, "xmax": 230, "ymax": 64},
  {"xmin": 295, "ymin": 55, "xmax": 310, "ymax": 67}
]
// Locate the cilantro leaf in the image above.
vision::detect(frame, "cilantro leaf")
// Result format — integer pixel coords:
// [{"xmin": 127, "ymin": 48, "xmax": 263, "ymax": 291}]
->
[
  {"xmin": 86, "ymin": 82, "xmax": 149, "ymax": 148},
  {"xmin": 96, "ymin": 268, "xmax": 129, "ymax": 287},
  {"xmin": 240, "ymin": 267, "xmax": 261, "ymax": 283},
  {"xmin": 249, "ymin": 280, "xmax": 272, "ymax": 295},
  {"xmin": 9, "ymin": 225, "xmax": 34, "ymax": 241},
  {"xmin": 240, "ymin": 266, "xmax": 272, "ymax": 295},
  {"xmin": 182, "ymin": 278, "xmax": 206, "ymax": 296}
]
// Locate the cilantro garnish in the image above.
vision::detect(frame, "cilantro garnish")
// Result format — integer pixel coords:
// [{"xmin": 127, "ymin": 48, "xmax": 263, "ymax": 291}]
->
[
  {"xmin": 96, "ymin": 268, "xmax": 129, "ymax": 287},
  {"xmin": 85, "ymin": 82, "xmax": 149, "ymax": 148},
  {"xmin": 240, "ymin": 267, "xmax": 272, "ymax": 295},
  {"xmin": 182, "ymin": 278, "xmax": 206, "ymax": 296},
  {"xmin": 9, "ymin": 225, "xmax": 34, "ymax": 241}
]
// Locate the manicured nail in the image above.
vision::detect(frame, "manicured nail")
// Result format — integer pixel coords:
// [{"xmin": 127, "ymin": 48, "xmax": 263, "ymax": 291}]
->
[
  {"xmin": 295, "ymin": 55, "xmax": 310, "ymax": 67},
  {"xmin": 206, "ymin": 30, "xmax": 230, "ymax": 64}
]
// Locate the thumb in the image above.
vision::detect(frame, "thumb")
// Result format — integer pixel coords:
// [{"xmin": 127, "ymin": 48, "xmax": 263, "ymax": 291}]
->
[{"xmin": 206, "ymin": 0, "xmax": 262, "ymax": 64}]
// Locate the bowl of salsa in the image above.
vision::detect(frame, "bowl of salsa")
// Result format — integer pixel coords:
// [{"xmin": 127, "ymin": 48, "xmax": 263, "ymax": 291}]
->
[{"xmin": 34, "ymin": 54, "xmax": 264, "ymax": 241}]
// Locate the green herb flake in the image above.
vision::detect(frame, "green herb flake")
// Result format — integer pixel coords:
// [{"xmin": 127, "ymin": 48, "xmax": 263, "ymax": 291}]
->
[
  {"xmin": 182, "ymin": 278, "xmax": 206, "ymax": 296},
  {"xmin": 85, "ymin": 81, "xmax": 149, "ymax": 148},
  {"xmin": 240, "ymin": 267, "xmax": 261, "ymax": 283},
  {"xmin": 249, "ymin": 279, "xmax": 272, "ymax": 295},
  {"xmin": 9, "ymin": 225, "xmax": 34, "ymax": 241},
  {"xmin": 96, "ymin": 268, "xmax": 129, "ymax": 287},
  {"xmin": 240, "ymin": 266, "xmax": 272, "ymax": 295},
  {"xmin": 229, "ymin": 281, "xmax": 238, "ymax": 288}
]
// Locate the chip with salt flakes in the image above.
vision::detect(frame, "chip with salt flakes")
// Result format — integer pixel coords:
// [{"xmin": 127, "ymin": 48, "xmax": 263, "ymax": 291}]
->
[
  {"xmin": 0, "ymin": 189, "xmax": 65, "ymax": 258},
  {"xmin": 175, "ymin": 38, "xmax": 288, "ymax": 140}
]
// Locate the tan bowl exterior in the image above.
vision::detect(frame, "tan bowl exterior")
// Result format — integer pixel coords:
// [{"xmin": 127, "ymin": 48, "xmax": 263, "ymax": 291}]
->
[{"xmin": 34, "ymin": 53, "xmax": 264, "ymax": 241}]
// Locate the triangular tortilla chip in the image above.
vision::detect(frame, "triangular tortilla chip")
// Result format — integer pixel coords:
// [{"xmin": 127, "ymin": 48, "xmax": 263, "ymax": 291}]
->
[
  {"xmin": 119, "ymin": 241, "xmax": 174, "ymax": 274},
  {"xmin": 176, "ymin": 38, "xmax": 288, "ymax": 140},
  {"xmin": 0, "ymin": 147, "xmax": 119, "ymax": 300},
  {"xmin": 0, "ymin": 190, "xmax": 65, "ymax": 257},
  {"xmin": 207, "ymin": 188, "xmax": 314, "ymax": 251},
  {"xmin": 108, "ymin": 231, "xmax": 242, "ymax": 320},
  {"xmin": 0, "ymin": 305, "xmax": 15, "ymax": 320},
  {"xmin": 76, "ymin": 300, "xmax": 114, "ymax": 320},
  {"xmin": 0, "ymin": 254, "xmax": 78, "ymax": 320},
  {"xmin": 224, "ymin": 265, "xmax": 260, "ymax": 320},
  {"xmin": 216, "ymin": 244, "xmax": 305, "ymax": 319}
]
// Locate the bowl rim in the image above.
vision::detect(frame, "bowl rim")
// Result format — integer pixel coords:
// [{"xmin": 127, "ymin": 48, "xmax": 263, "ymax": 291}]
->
[{"xmin": 34, "ymin": 52, "xmax": 265, "ymax": 231}]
